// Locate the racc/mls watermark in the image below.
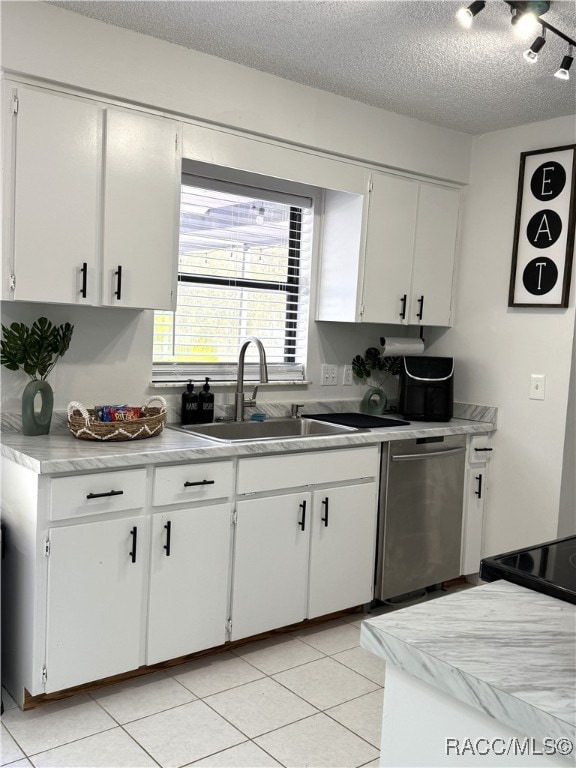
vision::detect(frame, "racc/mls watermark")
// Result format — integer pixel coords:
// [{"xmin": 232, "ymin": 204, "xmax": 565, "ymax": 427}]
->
[{"xmin": 445, "ymin": 737, "xmax": 574, "ymax": 758}]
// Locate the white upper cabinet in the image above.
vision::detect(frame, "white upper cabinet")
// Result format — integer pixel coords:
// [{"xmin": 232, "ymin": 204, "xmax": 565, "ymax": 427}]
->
[
  {"xmin": 409, "ymin": 183, "xmax": 460, "ymax": 326},
  {"xmin": 361, "ymin": 175, "xmax": 418, "ymax": 324},
  {"xmin": 3, "ymin": 85, "xmax": 180, "ymax": 310},
  {"xmin": 317, "ymin": 172, "xmax": 461, "ymax": 326},
  {"xmin": 101, "ymin": 108, "xmax": 180, "ymax": 310},
  {"xmin": 7, "ymin": 86, "xmax": 101, "ymax": 304}
]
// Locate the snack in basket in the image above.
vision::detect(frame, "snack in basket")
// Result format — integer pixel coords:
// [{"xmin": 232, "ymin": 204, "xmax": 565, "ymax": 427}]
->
[
  {"xmin": 95, "ymin": 405, "xmax": 142, "ymax": 422},
  {"xmin": 67, "ymin": 397, "xmax": 167, "ymax": 441}
]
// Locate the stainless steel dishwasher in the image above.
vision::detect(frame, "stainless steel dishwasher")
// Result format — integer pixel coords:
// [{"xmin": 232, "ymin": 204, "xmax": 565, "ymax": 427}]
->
[{"xmin": 375, "ymin": 434, "xmax": 466, "ymax": 601}]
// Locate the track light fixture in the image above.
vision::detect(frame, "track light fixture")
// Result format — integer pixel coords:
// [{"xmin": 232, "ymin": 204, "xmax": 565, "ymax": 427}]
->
[
  {"xmin": 456, "ymin": 0, "xmax": 576, "ymax": 80},
  {"xmin": 523, "ymin": 28, "xmax": 546, "ymax": 62},
  {"xmin": 554, "ymin": 47, "xmax": 574, "ymax": 79},
  {"xmin": 456, "ymin": 1, "xmax": 486, "ymax": 28}
]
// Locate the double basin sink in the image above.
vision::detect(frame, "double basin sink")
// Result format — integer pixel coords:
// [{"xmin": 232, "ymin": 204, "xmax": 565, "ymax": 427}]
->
[{"xmin": 170, "ymin": 417, "xmax": 363, "ymax": 443}]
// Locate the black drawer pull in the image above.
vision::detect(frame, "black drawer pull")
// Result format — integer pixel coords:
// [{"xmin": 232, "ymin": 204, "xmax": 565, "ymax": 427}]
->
[
  {"xmin": 475, "ymin": 474, "xmax": 483, "ymax": 499},
  {"xmin": 129, "ymin": 526, "xmax": 138, "ymax": 563},
  {"xmin": 114, "ymin": 265, "xmax": 122, "ymax": 300},
  {"xmin": 184, "ymin": 479, "xmax": 215, "ymax": 487},
  {"xmin": 399, "ymin": 294, "xmax": 407, "ymax": 320},
  {"xmin": 80, "ymin": 262, "xmax": 88, "ymax": 298},
  {"xmin": 86, "ymin": 490, "xmax": 124, "ymax": 500},
  {"xmin": 416, "ymin": 294, "xmax": 424, "ymax": 321},
  {"xmin": 164, "ymin": 520, "xmax": 172, "ymax": 557},
  {"xmin": 298, "ymin": 500, "xmax": 307, "ymax": 531},
  {"xmin": 474, "ymin": 448, "xmax": 493, "ymax": 452},
  {"xmin": 321, "ymin": 497, "xmax": 329, "ymax": 527}
]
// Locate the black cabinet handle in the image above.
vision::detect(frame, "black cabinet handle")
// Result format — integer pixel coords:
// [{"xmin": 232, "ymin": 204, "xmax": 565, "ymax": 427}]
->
[
  {"xmin": 184, "ymin": 479, "xmax": 215, "ymax": 487},
  {"xmin": 164, "ymin": 521, "xmax": 172, "ymax": 557},
  {"xmin": 114, "ymin": 265, "xmax": 122, "ymax": 300},
  {"xmin": 399, "ymin": 294, "xmax": 407, "ymax": 320},
  {"xmin": 298, "ymin": 500, "xmax": 307, "ymax": 531},
  {"xmin": 86, "ymin": 489, "xmax": 124, "ymax": 500},
  {"xmin": 475, "ymin": 474, "xmax": 483, "ymax": 499},
  {"xmin": 416, "ymin": 295, "xmax": 424, "ymax": 321},
  {"xmin": 80, "ymin": 262, "xmax": 88, "ymax": 298},
  {"xmin": 321, "ymin": 497, "xmax": 329, "ymax": 527},
  {"xmin": 129, "ymin": 526, "xmax": 138, "ymax": 563},
  {"xmin": 474, "ymin": 448, "xmax": 493, "ymax": 452}
]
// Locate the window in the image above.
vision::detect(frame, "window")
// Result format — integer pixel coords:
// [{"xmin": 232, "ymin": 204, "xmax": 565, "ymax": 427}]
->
[{"xmin": 153, "ymin": 172, "xmax": 313, "ymax": 381}]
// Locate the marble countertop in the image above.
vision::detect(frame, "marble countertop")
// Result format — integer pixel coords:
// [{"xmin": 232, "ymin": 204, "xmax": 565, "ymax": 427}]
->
[
  {"xmin": 1, "ymin": 416, "xmax": 495, "ymax": 474},
  {"xmin": 361, "ymin": 581, "xmax": 576, "ymax": 750}
]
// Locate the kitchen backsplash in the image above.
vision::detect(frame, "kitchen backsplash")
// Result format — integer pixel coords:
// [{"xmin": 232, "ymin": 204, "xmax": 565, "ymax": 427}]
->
[{"xmin": 0, "ymin": 401, "xmax": 497, "ymax": 434}]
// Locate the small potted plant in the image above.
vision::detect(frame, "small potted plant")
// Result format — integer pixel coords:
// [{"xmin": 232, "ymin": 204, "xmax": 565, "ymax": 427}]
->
[
  {"xmin": 352, "ymin": 347, "xmax": 401, "ymax": 414},
  {"xmin": 1, "ymin": 317, "xmax": 74, "ymax": 435}
]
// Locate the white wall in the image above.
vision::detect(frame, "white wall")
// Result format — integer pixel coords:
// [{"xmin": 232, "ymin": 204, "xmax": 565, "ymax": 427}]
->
[
  {"xmin": 0, "ymin": 303, "xmax": 155, "ymax": 413},
  {"xmin": 427, "ymin": 115, "xmax": 576, "ymax": 555},
  {"xmin": 558, "ymin": 330, "xmax": 575, "ymax": 538},
  {"xmin": 0, "ymin": 1, "xmax": 472, "ymax": 184}
]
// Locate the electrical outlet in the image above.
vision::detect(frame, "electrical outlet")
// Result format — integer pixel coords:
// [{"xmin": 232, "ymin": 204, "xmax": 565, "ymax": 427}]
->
[
  {"xmin": 321, "ymin": 364, "xmax": 337, "ymax": 386},
  {"xmin": 343, "ymin": 364, "xmax": 353, "ymax": 386},
  {"xmin": 530, "ymin": 374, "xmax": 546, "ymax": 400}
]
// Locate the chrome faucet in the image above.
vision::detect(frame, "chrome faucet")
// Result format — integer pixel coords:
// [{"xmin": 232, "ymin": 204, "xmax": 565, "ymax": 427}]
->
[{"xmin": 234, "ymin": 337, "xmax": 269, "ymax": 421}]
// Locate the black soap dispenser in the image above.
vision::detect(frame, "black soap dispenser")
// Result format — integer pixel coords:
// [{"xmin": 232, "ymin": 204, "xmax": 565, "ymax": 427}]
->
[
  {"xmin": 199, "ymin": 377, "xmax": 214, "ymax": 423},
  {"xmin": 181, "ymin": 380, "xmax": 199, "ymax": 425}
]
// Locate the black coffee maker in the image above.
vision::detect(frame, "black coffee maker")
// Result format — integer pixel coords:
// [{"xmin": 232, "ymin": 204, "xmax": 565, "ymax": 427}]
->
[{"xmin": 399, "ymin": 356, "xmax": 454, "ymax": 421}]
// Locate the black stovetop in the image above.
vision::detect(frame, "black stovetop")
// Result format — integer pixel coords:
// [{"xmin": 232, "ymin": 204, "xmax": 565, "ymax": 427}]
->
[{"xmin": 480, "ymin": 535, "xmax": 576, "ymax": 604}]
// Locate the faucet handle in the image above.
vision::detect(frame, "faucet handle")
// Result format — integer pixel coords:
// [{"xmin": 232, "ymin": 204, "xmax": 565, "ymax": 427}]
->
[{"xmin": 291, "ymin": 403, "xmax": 305, "ymax": 418}]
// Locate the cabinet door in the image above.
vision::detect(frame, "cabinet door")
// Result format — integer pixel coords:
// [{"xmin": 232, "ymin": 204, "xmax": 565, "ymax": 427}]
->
[
  {"xmin": 45, "ymin": 516, "xmax": 145, "ymax": 693},
  {"xmin": 10, "ymin": 87, "xmax": 100, "ymax": 304},
  {"xmin": 101, "ymin": 108, "xmax": 180, "ymax": 310},
  {"xmin": 147, "ymin": 503, "xmax": 232, "ymax": 665},
  {"xmin": 461, "ymin": 468, "xmax": 486, "ymax": 575},
  {"xmin": 231, "ymin": 492, "xmax": 311, "ymax": 640},
  {"xmin": 308, "ymin": 483, "xmax": 377, "ymax": 619},
  {"xmin": 410, "ymin": 184, "xmax": 460, "ymax": 326},
  {"xmin": 361, "ymin": 173, "xmax": 418, "ymax": 324}
]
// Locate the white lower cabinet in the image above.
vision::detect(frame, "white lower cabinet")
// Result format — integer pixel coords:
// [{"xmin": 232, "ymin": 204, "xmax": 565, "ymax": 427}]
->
[
  {"xmin": 147, "ymin": 503, "xmax": 232, "ymax": 664},
  {"xmin": 231, "ymin": 447, "xmax": 380, "ymax": 641},
  {"xmin": 231, "ymin": 492, "xmax": 311, "ymax": 641},
  {"xmin": 45, "ymin": 515, "xmax": 146, "ymax": 693},
  {"xmin": 1, "ymin": 447, "xmax": 380, "ymax": 704},
  {"xmin": 308, "ymin": 483, "xmax": 377, "ymax": 619},
  {"xmin": 461, "ymin": 435, "xmax": 491, "ymax": 575}
]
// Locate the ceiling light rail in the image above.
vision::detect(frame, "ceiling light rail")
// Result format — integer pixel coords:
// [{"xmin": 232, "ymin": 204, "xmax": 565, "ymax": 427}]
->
[{"xmin": 456, "ymin": 0, "xmax": 576, "ymax": 80}]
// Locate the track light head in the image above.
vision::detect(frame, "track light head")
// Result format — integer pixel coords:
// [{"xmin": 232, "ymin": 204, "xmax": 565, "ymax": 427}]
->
[
  {"xmin": 456, "ymin": 1, "xmax": 486, "ymax": 29},
  {"xmin": 555, "ymin": 50, "xmax": 574, "ymax": 79},
  {"xmin": 523, "ymin": 29, "xmax": 546, "ymax": 62},
  {"xmin": 511, "ymin": 10, "xmax": 540, "ymax": 37}
]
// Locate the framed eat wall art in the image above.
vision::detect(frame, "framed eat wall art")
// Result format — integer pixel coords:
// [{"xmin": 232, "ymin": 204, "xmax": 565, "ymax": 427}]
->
[{"xmin": 508, "ymin": 144, "xmax": 576, "ymax": 308}]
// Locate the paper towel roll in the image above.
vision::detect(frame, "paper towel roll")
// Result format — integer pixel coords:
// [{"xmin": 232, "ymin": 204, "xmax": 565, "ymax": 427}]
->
[{"xmin": 379, "ymin": 337, "xmax": 425, "ymax": 357}]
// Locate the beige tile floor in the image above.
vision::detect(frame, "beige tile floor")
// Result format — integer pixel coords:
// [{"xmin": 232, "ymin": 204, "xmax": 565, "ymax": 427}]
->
[
  {"xmin": 0, "ymin": 590, "xmax": 466, "ymax": 768},
  {"xmin": 0, "ymin": 611, "xmax": 385, "ymax": 768}
]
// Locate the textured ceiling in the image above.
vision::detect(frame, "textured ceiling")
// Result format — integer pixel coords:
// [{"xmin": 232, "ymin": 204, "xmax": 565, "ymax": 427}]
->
[{"xmin": 49, "ymin": 0, "xmax": 576, "ymax": 134}]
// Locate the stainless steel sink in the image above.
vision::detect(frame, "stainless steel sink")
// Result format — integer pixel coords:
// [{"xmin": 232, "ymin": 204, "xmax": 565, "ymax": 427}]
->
[{"xmin": 169, "ymin": 417, "xmax": 364, "ymax": 443}]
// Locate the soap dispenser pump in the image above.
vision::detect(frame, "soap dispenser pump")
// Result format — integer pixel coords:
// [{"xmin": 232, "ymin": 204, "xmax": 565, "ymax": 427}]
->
[
  {"xmin": 181, "ymin": 380, "xmax": 199, "ymax": 425},
  {"xmin": 199, "ymin": 377, "xmax": 214, "ymax": 423}
]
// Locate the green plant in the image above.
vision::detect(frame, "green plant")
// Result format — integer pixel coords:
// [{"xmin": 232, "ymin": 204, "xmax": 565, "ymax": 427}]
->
[
  {"xmin": 352, "ymin": 347, "xmax": 401, "ymax": 382},
  {"xmin": 1, "ymin": 317, "xmax": 74, "ymax": 381}
]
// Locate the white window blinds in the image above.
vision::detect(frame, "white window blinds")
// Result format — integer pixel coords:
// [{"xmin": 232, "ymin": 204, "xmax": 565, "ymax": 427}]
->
[{"xmin": 153, "ymin": 174, "xmax": 313, "ymax": 382}]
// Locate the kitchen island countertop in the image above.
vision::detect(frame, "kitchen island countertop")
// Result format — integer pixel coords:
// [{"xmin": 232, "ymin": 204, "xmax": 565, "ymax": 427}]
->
[
  {"xmin": 361, "ymin": 580, "xmax": 576, "ymax": 759},
  {"xmin": 1, "ymin": 416, "xmax": 494, "ymax": 475}
]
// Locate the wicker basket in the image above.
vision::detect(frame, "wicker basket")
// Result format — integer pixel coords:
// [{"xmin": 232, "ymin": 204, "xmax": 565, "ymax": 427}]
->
[{"xmin": 67, "ymin": 396, "xmax": 167, "ymax": 441}]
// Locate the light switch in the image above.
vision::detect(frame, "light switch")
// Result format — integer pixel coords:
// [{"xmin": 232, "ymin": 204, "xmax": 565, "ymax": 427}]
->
[{"xmin": 530, "ymin": 374, "xmax": 546, "ymax": 401}]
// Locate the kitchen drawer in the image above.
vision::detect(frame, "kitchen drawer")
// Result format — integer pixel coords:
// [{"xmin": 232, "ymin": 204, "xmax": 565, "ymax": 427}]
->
[
  {"xmin": 237, "ymin": 446, "xmax": 379, "ymax": 495},
  {"xmin": 50, "ymin": 469, "xmax": 147, "ymax": 521},
  {"xmin": 153, "ymin": 461, "xmax": 234, "ymax": 506}
]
